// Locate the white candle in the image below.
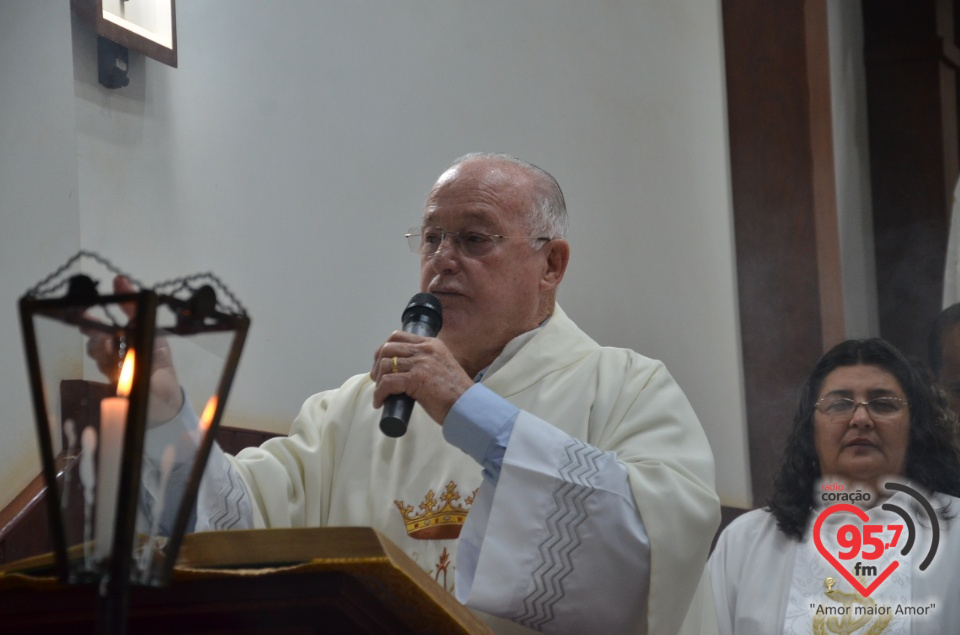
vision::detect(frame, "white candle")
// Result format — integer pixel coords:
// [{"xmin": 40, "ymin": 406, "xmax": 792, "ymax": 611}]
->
[
  {"xmin": 94, "ymin": 395, "xmax": 126, "ymax": 561},
  {"xmin": 93, "ymin": 350, "xmax": 135, "ymax": 563}
]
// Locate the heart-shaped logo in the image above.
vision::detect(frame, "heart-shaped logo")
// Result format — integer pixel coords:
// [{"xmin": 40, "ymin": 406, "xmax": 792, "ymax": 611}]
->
[{"xmin": 813, "ymin": 503, "xmax": 899, "ymax": 597}]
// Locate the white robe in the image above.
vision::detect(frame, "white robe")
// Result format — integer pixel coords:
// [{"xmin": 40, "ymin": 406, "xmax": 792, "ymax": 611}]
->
[
  {"xmin": 704, "ymin": 495, "xmax": 960, "ymax": 635},
  {"xmin": 220, "ymin": 305, "xmax": 720, "ymax": 634}
]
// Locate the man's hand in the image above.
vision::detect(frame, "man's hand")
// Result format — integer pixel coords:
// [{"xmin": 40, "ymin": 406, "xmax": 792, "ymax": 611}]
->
[
  {"xmin": 371, "ymin": 331, "xmax": 475, "ymax": 424},
  {"xmin": 83, "ymin": 276, "xmax": 184, "ymax": 423}
]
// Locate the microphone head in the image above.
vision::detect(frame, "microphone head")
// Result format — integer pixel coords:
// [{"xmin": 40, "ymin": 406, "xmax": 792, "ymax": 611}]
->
[{"xmin": 401, "ymin": 292, "xmax": 443, "ymax": 332}]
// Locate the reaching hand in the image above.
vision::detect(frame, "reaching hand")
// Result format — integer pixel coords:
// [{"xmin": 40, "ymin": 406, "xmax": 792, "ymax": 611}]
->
[{"xmin": 82, "ymin": 276, "xmax": 184, "ymax": 423}]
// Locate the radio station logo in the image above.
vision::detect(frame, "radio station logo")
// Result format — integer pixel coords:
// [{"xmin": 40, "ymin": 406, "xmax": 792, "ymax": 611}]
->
[{"xmin": 813, "ymin": 481, "xmax": 940, "ymax": 598}]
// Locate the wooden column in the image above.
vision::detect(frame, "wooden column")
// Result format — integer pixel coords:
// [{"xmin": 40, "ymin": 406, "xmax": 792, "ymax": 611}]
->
[
  {"xmin": 722, "ymin": 0, "xmax": 844, "ymax": 505},
  {"xmin": 862, "ymin": 0, "xmax": 960, "ymax": 362}
]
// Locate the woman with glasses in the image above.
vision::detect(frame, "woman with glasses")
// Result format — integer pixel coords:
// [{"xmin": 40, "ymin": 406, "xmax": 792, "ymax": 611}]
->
[{"xmin": 702, "ymin": 338, "xmax": 960, "ymax": 634}]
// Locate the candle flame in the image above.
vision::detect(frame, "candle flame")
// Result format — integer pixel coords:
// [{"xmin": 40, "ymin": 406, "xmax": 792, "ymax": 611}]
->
[
  {"xmin": 199, "ymin": 396, "xmax": 218, "ymax": 433},
  {"xmin": 117, "ymin": 349, "xmax": 135, "ymax": 397}
]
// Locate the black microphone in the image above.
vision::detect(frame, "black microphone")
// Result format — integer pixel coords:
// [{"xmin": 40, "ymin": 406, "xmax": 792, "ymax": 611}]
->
[{"xmin": 379, "ymin": 292, "xmax": 443, "ymax": 438}]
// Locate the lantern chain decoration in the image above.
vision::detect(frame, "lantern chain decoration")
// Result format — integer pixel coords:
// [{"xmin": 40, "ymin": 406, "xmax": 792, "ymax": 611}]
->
[
  {"xmin": 25, "ymin": 250, "xmax": 146, "ymax": 299},
  {"xmin": 154, "ymin": 272, "xmax": 248, "ymax": 317},
  {"xmin": 25, "ymin": 250, "xmax": 247, "ymax": 317}
]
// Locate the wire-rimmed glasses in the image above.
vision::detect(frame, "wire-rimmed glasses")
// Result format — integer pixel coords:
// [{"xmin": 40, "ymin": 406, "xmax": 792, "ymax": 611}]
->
[
  {"xmin": 406, "ymin": 226, "xmax": 551, "ymax": 258},
  {"xmin": 814, "ymin": 396, "xmax": 908, "ymax": 421}
]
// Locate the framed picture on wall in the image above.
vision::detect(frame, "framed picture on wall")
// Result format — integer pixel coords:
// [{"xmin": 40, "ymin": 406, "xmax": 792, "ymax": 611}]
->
[{"xmin": 71, "ymin": 0, "xmax": 177, "ymax": 68}]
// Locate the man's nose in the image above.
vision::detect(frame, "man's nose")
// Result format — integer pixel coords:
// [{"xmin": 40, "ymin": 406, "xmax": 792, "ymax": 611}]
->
[{"xmin": 430, "ymin": 236, "xmax": 461, "ymax": 270}]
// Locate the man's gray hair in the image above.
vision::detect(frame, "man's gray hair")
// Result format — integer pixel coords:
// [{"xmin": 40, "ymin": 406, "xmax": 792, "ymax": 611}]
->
[{"xmin": 452, "ymin": 152, "xmax": 569, "ymax": 245}]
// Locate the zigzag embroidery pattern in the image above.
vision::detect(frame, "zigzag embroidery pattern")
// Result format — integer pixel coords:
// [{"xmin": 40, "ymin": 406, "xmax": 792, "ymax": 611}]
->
[
  {"xmin": 516, "ymin": 441, "xmax": 603, "ymax": 630},
  {"xmin": 209, "ymin": 465, "xmax": 250, "ymax": 530}
]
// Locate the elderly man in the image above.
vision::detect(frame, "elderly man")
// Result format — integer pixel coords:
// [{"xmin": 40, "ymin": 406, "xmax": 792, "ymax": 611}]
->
[{"xmin": 149, "ymin": 153, "xmax": 719, "ymax": 634}]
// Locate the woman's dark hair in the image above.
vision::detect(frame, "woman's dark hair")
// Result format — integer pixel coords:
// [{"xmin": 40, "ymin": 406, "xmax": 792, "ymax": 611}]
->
[{"xmin": 767, "ymin": 338, "xmax": 960, "ymax": 540}]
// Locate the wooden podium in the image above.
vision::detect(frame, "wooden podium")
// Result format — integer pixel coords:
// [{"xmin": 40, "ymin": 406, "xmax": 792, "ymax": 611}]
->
[{"xmin": 0, "ymin": 527, "xmax": 492, "ymax": 635}]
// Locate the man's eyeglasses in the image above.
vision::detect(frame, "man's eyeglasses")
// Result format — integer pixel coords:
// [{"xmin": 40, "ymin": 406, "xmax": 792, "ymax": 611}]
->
[
  {"xmin": 406, "ymin": 226, "xmax": 550, "ymax": 258},
  {"xmin": 813, "ymin": 396, "xmax": 908, "ymax": 421}
]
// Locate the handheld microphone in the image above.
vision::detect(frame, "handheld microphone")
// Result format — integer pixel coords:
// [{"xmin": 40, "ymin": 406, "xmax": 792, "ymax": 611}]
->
[{"xmin": 379, "ymin": 292, "xmax": 443, "ymax": 438}]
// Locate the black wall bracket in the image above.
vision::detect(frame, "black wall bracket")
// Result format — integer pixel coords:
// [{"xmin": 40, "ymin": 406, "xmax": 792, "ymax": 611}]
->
[{"xmin": 98, "ymin": 36, "xmax": 130, "ymax": 89}]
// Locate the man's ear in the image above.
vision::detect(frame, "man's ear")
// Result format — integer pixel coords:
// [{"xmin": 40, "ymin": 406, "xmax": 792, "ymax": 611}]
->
[{"xmin": 540, "ymin": 239, "xmax": 570, "ymax": 291}]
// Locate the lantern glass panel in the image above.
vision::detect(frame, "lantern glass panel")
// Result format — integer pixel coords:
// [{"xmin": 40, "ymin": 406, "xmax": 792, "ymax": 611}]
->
[
  {"xmin": 135, "ymin": 305, "xmax": 241, "ymax": 586},
  {"xmin": 24, "ymin": 293, "xmax": 244, "ymax": 587},
  {"xmin": 26, "ymin": 295, "xmax": 145, "ymax": 583}
]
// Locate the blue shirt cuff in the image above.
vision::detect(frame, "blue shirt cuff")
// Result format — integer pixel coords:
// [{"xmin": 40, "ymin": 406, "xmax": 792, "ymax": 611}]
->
[{"xmin": 442, "ymin": 383, "xmax": 519, "ymax": 483}]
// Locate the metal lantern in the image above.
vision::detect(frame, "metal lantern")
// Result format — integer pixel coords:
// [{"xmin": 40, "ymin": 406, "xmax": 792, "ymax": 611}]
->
[{"xmin": 18, "ymin": 252, "xmax": 249, "ymax": 634}]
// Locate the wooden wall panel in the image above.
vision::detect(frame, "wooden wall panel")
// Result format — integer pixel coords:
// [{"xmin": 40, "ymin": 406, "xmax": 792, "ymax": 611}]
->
[
  {"xmin": 722, "ymin": 0, "xmax": 843, "ymax": 506},
  {"xmin": 723, "ymin": 0, "xmax": 959, "ymax": 511},
  {"xmin": 863, "ymin": 0, "xmax": 959, "ymax": 362}
]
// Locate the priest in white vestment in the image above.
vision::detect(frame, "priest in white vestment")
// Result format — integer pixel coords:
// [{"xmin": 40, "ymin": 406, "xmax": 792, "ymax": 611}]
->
[
  {"xmin": 697, "ymin": 338, "xmax": 960, "ymax": 635},
  {"xmin": 131, "ymin": 153, "xmax": 720, "ymax": 634}
]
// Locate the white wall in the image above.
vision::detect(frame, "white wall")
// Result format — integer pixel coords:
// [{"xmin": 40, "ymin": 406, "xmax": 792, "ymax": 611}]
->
[
  {"xmin": 0, "ymin": 1, "xmax": 752, "ymax": 510},
  {"xmin": 0, "ymin": 2, "xmax": 81, "ymax": 510}
]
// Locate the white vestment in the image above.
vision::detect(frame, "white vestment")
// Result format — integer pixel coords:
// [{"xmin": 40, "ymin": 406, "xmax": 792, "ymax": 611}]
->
[
  {"xmin": 217, "ymin": 305, "xmax": 720, "ymax": 634},
  {"xmin": 704, "ymin": 495, "xmax": 960, "ymax": 635}
]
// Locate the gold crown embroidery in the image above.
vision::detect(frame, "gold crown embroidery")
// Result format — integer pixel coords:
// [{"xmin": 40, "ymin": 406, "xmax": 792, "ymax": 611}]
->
[{"xmin": 394, "ymin": 481, "xmax": 476, "ymax": 540}]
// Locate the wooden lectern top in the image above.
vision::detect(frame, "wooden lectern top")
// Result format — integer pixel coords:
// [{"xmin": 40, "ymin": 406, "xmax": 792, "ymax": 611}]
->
[{"xmin": 0, "ymin": 527, "xmax": 493, "ymax": 635}]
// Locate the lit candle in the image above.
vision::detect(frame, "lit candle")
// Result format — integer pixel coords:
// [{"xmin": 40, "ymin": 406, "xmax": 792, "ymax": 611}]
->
[
  {"xmin": 198, "ymin": 396, "xmax": 217, "ymax": 435},
  {"xmin": 94, "ymin": 349, "xmax": 135, "ymax": 562}
]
